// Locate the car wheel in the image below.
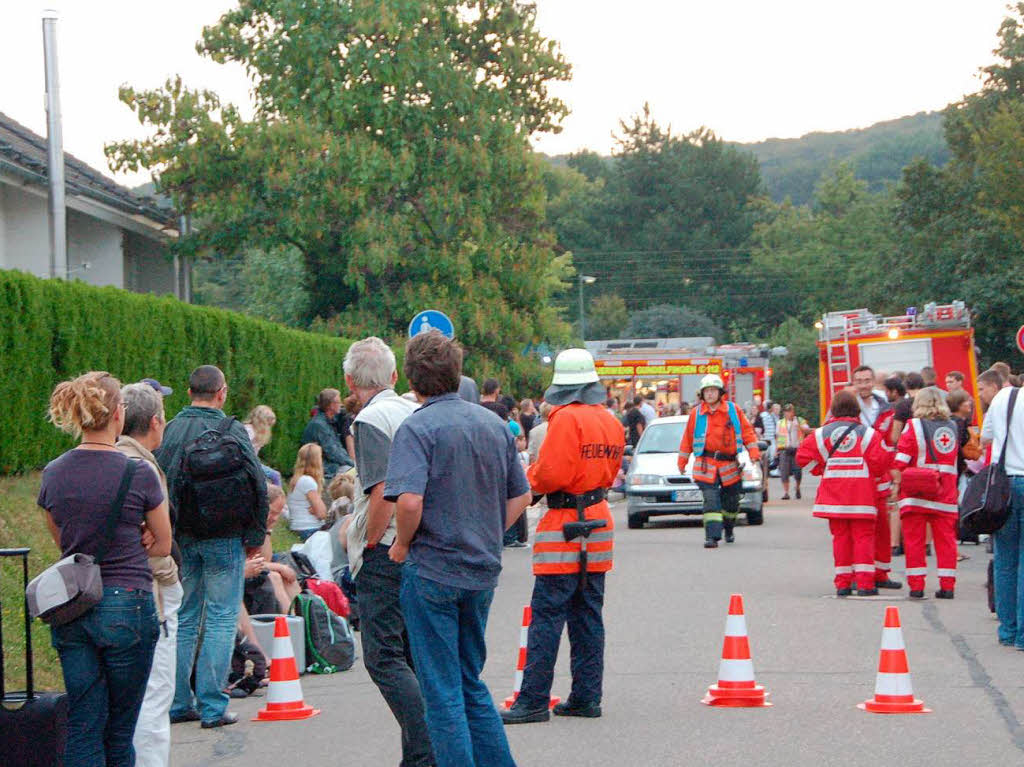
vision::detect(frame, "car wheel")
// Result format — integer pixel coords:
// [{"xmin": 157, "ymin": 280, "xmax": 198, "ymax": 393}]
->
[
  {"xmin": 746, "ymin": 509, "xmax": 764, "ymax": 526},
  {"xmin": 627, "ymin": 513, "xmax": 647, "ymax": 529}
]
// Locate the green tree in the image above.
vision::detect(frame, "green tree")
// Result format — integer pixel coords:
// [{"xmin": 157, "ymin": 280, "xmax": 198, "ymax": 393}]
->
[
  {"xmin": 586, "ymin": 293, "xmax": 628, "ymax": 340},
  {"xmin": 895, "ymin": 3, "xmax": 1024, "ymax": 366},
  {"xmin": 625, "ymin": 304, "xmax": 724, "ymax": 340},
  {"xmin": 107, "ymin": 0, "xmax": 574, "ymax": 388}
]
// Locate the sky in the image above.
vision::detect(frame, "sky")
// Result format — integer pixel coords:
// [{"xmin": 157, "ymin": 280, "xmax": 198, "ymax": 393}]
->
[{"xmin": 0, "ymin": 1, "xmax": 1014, "ymax": 188}]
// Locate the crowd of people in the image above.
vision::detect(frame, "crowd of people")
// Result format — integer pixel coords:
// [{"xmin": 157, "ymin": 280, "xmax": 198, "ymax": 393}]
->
[{"xmin": 33, "ymin": 334, "xmax": 1024, "ymax": 766}]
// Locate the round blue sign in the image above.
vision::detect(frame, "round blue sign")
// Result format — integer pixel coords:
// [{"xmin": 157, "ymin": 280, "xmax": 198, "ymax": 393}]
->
[{"xmin": 408, "ymin": 310, "xmax": 455, "ymax": 339}]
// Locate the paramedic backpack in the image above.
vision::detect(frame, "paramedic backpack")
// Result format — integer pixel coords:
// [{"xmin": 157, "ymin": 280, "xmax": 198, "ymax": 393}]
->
[
  {"xmin": 291, "ymin": 592, "xmax": 356, "ymax": 674},
  {"xmin": 176, "ymin": 417, "xmax": 257, "ymax": 538}
]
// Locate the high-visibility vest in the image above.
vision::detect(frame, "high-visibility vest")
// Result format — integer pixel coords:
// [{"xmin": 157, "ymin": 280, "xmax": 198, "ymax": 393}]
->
[
  {"xmin": 527, "ymin": 403, "xmax": 623, "ymax": 575},
  {"xmin": 692, "ymin": 401, "xmax": 745, "ymax": 457}
]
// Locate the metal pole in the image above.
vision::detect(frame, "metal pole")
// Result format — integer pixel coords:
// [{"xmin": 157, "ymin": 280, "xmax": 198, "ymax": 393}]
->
[
  {"xmin": 578, "ymin": 275, "xmax": 585, "ymax": 342},
  {"xmin": 42, "ymin": 10, "xmax": 67, "ymax": 280}
]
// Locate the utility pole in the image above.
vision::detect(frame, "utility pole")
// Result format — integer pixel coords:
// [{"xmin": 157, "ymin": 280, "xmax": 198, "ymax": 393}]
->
[{"xmin": 42, "ymin": 9, "xmax": 67, "ymax": 280}]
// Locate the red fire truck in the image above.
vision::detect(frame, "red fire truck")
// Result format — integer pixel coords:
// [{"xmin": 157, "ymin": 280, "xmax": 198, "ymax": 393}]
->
[{"xmin": 816, "ymin": 302, "xmax": 981, "ymax": 423}]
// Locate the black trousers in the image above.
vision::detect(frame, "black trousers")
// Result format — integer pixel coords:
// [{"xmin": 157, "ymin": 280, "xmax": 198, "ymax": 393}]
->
[{"xmin": 356, "ymin": 545, "xmax": 434, "ymax": 767}]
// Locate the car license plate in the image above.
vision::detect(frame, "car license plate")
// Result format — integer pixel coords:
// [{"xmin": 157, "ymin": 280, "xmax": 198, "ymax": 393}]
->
[{"xmin": 673, "ymin": 488, "xmax": 700, "ymax": 502}]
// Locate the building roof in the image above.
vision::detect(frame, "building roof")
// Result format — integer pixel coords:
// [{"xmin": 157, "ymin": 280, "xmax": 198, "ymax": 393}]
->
[{"xmin": 0, "ymin": 111, "xmax": 176, "ymax": 229}]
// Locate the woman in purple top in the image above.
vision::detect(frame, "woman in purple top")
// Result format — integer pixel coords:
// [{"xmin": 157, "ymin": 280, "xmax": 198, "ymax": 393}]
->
[{"xmin": 37, "ymin": 371, "xmax": 171, "ymax": 767}]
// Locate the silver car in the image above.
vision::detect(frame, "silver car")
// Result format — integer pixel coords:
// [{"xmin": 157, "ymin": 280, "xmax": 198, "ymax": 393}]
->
[{"xmin": 625, "ymin": 415, "xmax": 764, "ymax": 529}]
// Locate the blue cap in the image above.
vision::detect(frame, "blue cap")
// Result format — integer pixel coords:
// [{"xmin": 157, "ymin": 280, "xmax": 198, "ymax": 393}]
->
[{"xmin": 141, "ymin": 378, "xmax": 173, "ymax": 397}]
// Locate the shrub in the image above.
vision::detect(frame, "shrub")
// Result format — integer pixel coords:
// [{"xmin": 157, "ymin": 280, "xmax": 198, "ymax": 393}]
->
[{"xmin": 0, "ymin": 268, "xmax": 363, "ymax": 473}]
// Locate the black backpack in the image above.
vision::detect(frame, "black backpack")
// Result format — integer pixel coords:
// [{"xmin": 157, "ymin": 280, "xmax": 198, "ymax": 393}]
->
[
  {"xmin": 291, "ymin": 592, "xmax": 356, "ymax": 673},
  {"xmin": 176, "ymin": 417, "xmax": 258, "ymax": 538}
]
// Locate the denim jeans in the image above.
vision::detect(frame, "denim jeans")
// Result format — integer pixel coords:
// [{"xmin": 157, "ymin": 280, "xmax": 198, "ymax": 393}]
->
[
  {"xmin": 994, "ymin": 476, "xmax": 1024, "ymax": 647},
  {"xmin": 400, "ymin": 563, "xmax": 516, "ymax": 767},
  {"xmin": 356, "ymin": 546, "xmax": 434, "ymax": 767},
  {"xmin": 518, "ymin": 572, "xmax": 605, "ymax": 708},
  {"xmin": 52, "ymin": 586, "xmax": 159, "ymax": 767},
  {"xmin": 172, "ymin": 536, "xmax": 245, "ymax": 723}
]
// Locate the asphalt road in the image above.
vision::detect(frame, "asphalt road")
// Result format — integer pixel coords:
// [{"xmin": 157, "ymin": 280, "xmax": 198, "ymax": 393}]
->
[{"xmin": 171, "ymin": 478, "xmax": 1024, "ymax": 766}]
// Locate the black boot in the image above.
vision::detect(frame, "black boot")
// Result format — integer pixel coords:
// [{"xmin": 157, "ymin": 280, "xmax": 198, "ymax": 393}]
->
[
  {"xmin": 501, "ymin": 701, "xmax": 550, "ymax": 725},
  {"xmin": 935, "ymin": 589, "xmax": 955, "ymax": 599},
  {"xmin": 553, "ymin": 700, "xmax": 602, "ymax": 718},
  {"xmin": 724, "ymin": 529, "xmax": 735, "ymax": 544},
  {"xmin": 836, "ymin": 587, "xmax": 853, "ymax": 597},
  {"xmin": 704, "ymin": 539, "xmax": 719, "ymax": 548},
  {"xmin": 877, "ymin": 578, "xmax": 903, "ymax": 589}
]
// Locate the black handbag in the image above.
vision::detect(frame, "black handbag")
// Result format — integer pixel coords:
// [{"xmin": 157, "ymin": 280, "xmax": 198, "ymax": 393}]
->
[{"xmin": 959, "ymin": 388, "xmax": 1019, "ymax": 535}]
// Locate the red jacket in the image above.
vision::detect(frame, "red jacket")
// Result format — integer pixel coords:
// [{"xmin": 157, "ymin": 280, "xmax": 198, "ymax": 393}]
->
[
  {"xmin": 528, "ymin": 403, "xmax": 624, "ymax": 575},
  {"xmin": 894, "ymin": 418, "xmax": 959, "ymax": 516},
  {"xmin": 796, "ymin": 417, "xmax": 892, "ymax": 520}
]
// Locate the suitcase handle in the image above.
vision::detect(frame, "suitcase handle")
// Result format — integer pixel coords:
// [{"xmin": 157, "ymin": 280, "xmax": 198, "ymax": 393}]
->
[{"xmin": 0, "ymin": 548, "xmax": 34, "ymax": 699}]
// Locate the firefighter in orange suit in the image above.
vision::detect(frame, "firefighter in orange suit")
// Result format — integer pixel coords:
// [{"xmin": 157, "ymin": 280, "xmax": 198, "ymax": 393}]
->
[
  {"xmin": 501, "ymin": 349, "xmax": 624, "ymax": 725},
  {"xmin": 678, "ymin": 374, "xmax": 761, "ymax": 548}
]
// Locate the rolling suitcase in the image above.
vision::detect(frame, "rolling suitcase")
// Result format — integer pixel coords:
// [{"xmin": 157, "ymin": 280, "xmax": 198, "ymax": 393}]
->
[{"xmin": 0, "ymin": 547, "xmax": 68, "ymax": 767}]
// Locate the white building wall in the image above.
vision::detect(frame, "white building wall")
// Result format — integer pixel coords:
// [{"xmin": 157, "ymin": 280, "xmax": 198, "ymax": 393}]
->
[
  {"xmin": 1, "ymin": 183, "xmax": 51, "ymax": 277},
  {"xmin": 67, "ymin": 208, "xmax": 123, "ymax": 287}
]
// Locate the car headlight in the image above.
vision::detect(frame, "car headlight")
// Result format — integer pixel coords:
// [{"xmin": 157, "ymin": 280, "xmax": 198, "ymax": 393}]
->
[
  {"xmin": 742, "ymin": 463, "xmax": 762, "ymax": 482},
  {"xmin": 628, "ymin": 473, "xmax": 664, "ymax": 487}
]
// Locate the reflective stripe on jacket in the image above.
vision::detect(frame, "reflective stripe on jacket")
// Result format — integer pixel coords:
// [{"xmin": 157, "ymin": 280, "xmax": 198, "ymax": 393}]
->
[
  {"xmin": 894, "ymin": 418, "xmax": 959, "ymax": 516},
  {"xmin": 795, "ymin": 417, "xmax": 892, "ymax": 521},
  {"xmin": 527, "ymin": 403, "xmax": 624, "ymax": 575},
  {"xmin": 678, "ymin": 401, "xmax": 760, "ymax": 486}
]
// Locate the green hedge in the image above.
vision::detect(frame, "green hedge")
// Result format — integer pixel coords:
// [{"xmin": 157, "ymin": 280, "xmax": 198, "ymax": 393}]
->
[{"xmin": 0, "ymin": 268, "xmax": 361, "ymax": 474}]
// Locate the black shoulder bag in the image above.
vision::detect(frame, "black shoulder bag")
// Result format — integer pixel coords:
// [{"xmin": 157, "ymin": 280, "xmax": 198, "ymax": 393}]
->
[{"xmin": 960, "ymin": 388, "xmax": 1019, "ymax": 536}]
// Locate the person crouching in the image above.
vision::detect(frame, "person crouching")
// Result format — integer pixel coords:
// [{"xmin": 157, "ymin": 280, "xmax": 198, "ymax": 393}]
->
[{"xmin": 796, "ymin": 390, "xmax": 893, "ymax": 596}]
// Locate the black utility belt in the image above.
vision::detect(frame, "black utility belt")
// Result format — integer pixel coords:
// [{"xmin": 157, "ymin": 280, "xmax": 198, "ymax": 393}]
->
[
  {"xmin": 701, "ymin": 451, "xmax": 737, "ymax": 461},
  {"xmin": 547, "ymin": 488, "xmax": 607, "ymax": 509}
]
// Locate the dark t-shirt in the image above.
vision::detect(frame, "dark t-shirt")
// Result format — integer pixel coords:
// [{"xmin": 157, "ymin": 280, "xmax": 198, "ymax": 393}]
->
[
  {"xmin": 384, "ymin": 394, "xmax": 530, "ymax": 590},
  {"xmin": 480, "ymin": 401, "xmax": 509, "ymax": 421},
  {"xmin": 38, "ymin": 449, "xmax": 164, "ymax": 591},
  {"xmin": 625, "ymin": 408, "xmax": 644, "ymax": 446}
]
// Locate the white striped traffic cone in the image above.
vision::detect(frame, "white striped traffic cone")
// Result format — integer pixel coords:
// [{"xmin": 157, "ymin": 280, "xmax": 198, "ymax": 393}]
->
[
  {"xmin": 858, "ymin": 606, "xmax": 930, "ymax": 714},
  {"xmin": 253, "ymin": 615, "xmax": 320, "ymax": 722},
  {"xmin": 503, "ymin": 605, "xmax": 560, "ymax": 710},
  {"xmin": 701, "ymin": 593, "xmax": 771, "ymax": 707}
]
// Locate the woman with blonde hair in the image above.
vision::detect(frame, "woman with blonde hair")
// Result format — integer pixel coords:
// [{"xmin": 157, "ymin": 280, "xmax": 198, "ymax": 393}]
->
[
  {"xmin": 243, "ymin": 405, "xmax": 277, "ymax": 455},
  {"xmin": 894, "ymin": 387, "xmax": 960, "ymax": 599},
  {"xmin": 287, "ymin": 442, "xmax": 328, "ymax": 539},
  {"xmin": 38, "ymin": 371, "xmax": 172, "ymax": 765}
]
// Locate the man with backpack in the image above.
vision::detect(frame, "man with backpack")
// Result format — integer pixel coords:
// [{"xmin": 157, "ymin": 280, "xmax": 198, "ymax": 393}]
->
[{"xmin": 157, "ymin": 365, "xmax": 268, "ymax": 729}]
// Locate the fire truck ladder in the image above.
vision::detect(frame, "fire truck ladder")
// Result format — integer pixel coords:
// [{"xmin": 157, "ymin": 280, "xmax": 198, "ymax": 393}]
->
[{"xmin": 825, "ymin": 316, "xmax": 852, "ymax": 396}]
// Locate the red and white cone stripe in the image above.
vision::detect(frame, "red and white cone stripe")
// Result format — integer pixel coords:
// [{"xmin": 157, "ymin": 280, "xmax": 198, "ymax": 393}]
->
[
  {"xmin": 859, "ymin": 606, "xmax": 930, "ymax": 714},
  {"xmin": 701, "ymin": 593, "xmax": 771, "ymax": 707},
  {"xmin": 503, "ymin": 605, "xmax": 560, "ymax": 710},
  {"xmin": 253, "ymin": 616, "xmax": 320, "ymax": 722}
]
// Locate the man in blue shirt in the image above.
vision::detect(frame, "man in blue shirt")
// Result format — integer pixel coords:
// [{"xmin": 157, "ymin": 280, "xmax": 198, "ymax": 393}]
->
[{"xmin": 385, "ymin": 331, "xmax": 531, "ymax": 767}]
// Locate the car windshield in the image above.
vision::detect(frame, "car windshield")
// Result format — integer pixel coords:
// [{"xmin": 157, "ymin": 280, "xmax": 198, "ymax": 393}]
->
[{"xmin": 637, "ymin": 421, "xmax": 686, "ymax": 454}]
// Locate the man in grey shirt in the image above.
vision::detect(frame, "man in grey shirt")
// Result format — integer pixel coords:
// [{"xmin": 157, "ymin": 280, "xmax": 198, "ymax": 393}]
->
[
  {"xmin": 344, "ymin": 337, "xmax": 432, "ymax": 767},
  {"xmin": 385, "ymin": 331, "xmax": 531, "ymax": 767}
]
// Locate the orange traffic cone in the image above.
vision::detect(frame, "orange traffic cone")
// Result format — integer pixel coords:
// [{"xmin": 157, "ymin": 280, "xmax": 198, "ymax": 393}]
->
[
  {"xmin": 253, "ymin": 615, "xmax": 321, "ymax": 722},
  {"xmin": 503, "ymin": 605, "xmax": 560, "ymax": 710},
  {"xmin": 701, "ymin": 593, "xmax": 771, "ymax": 707},
  {"xmin": 859, "ymin": 606, "xmax": 931, "ymax": 714}
]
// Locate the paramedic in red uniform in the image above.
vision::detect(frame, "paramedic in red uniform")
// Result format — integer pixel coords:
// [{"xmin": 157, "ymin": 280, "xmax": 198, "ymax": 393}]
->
[
  {"xmin": 852, "ymin": 365, "xmax": 902, "ymax": 589},
  {"xmin": 678, "ymin": 374, "xmax": 761, "ymax": 548},
  {"xmin": 893, "ymin": 388, "xmax": 961, "ymax": 599},
  {"xmin": 502, "ymin": 349, "xmax": 624, "ymax": 725},
  {"xmin": 796, "ymin": 390, "xmax": 893, "ymax": 596}
]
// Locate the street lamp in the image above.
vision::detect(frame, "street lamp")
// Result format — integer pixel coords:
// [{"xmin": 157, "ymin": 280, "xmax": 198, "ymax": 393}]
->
[{"xmin": 578, "ymin": 274, "xmax": 597, "ymax": 341}]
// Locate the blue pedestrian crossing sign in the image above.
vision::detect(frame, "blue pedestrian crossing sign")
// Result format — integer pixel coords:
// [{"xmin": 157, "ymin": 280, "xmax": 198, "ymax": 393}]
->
[{"xmin": 408, "ymin": 309, "xmax": 455, "ymax": 339}]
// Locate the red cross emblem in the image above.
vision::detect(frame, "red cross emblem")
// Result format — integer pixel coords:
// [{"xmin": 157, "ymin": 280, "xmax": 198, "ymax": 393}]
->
[{"xmin": 933, "ymin": 426, "xmax": 957, "ymax": 455}]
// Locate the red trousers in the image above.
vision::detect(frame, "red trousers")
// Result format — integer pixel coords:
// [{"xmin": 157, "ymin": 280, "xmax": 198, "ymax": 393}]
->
[
  {"xmin": 829, "ymin": 518, "xmax": 876, "ymax": 590},
  {"xmin": 902, "ymin": 512, "xmax": 957, "ymax": 592},
  {"xmin": 874, "ymin": 498, "xmax": 892, "ymax": 584}
]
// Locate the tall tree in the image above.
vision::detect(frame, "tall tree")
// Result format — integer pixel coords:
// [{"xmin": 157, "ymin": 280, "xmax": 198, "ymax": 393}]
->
[
  {"xmin": 896, "ymin": 2, "xmax": 1024, "ymax": 365},
  {"xmin": 107, "ymin": 0, "xmax": 574, "ymax": 385}
]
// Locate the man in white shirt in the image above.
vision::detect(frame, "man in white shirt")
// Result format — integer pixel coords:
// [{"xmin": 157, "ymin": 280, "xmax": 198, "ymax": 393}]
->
[
  {"xmin": 638, "ymin": 395, "xmax": 657, "ymax": 425},
  {"xmin": 981, "ymin": 376, "xmax": 1024, "ymax": 649},
  {"xmin": 343, "ymin": 337, "xmax": 433, "ymax": 767}
]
